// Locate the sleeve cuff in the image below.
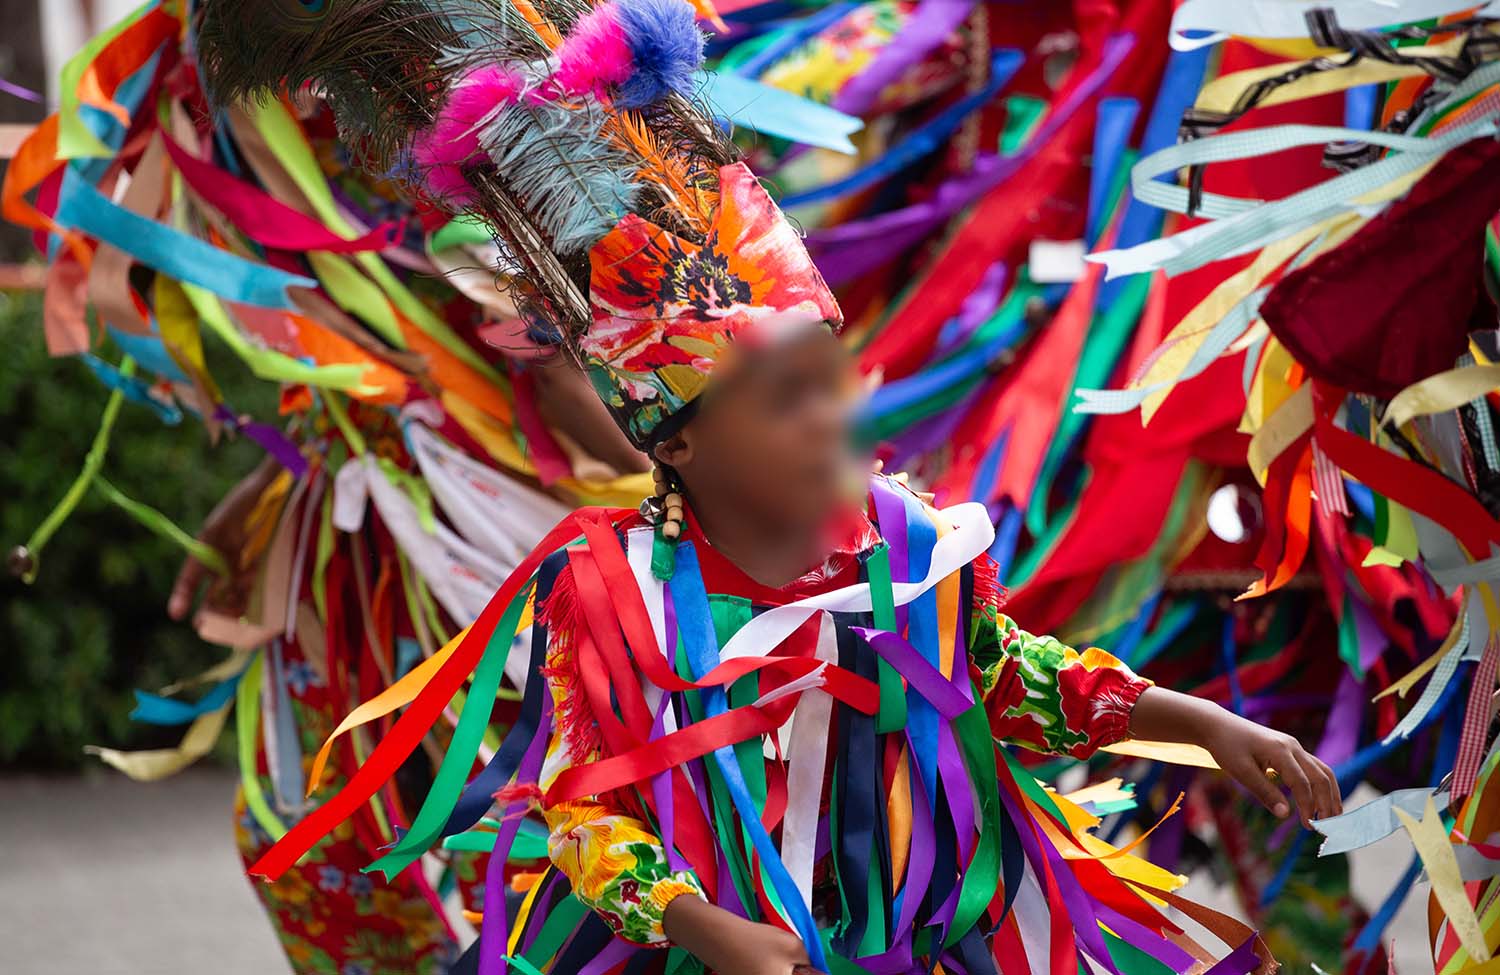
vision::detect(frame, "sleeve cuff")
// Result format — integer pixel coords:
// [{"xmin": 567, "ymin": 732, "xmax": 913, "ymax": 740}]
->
[
  {"xmin": 611, "ymin": 870, "xmax": 708, "ymax": 947},
  {"xmin": 1084, "ymin": 672, "xmax": 1153, "ymax": 758}
]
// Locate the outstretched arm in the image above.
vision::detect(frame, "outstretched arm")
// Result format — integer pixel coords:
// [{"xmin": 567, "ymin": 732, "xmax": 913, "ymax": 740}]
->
[{"xmin": 1129, "ymin": 685, "xmax": 1343, "ymax": 826}]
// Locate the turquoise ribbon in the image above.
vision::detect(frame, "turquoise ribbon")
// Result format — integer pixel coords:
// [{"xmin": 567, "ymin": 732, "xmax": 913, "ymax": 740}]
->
[
  {"xmin": 54, "ymin": 167, "xmax": 317, "ymax": 309},
  {"xmin": 696, "ymin": 70, "xmax": 862, "ymax": 155}
]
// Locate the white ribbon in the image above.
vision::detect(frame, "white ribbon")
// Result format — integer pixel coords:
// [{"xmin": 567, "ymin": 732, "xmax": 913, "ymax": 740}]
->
[
  {"xmin": 332, "ymin": 455, "xmax": 531, "ymax": 689},
  {"xmin": 1313, "ymin": 785, "xmax": 1450, "ymax": 855},
  {"xmin": 407, "ymin": 419, "xmax": 571, "ymax": 573},
  {"xmin": 715, "ymin": 502, "xmax": 995, "ymax": 664},
  {"xmin": 779, "ymin": 615, "xmax": 838, "ymax": 916},
  {"xmin": 1168, "ymin": 0, "xmax": 1500, "ymax": 52}
]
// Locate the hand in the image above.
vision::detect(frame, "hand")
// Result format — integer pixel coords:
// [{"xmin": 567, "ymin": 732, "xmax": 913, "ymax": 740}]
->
[
  {"xmin": 168, "ymin": 457, "xmax": 281, "ymax": 622},
  {"xmin": 1130, "ymin": 686, "xmax": 1342, "ymax": 827},
  {"xmin": 663, "ymin": 896, "xmax": 823, "ymax": 975}
]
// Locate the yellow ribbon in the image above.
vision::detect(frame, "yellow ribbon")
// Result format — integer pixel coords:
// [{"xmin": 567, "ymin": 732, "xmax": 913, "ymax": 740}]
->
[
  {"xmin": 1383, "ymin": 365, "xmax": 1500, "ymax": 431},
  {"xmin": 1396, "ymin": 796, "xmax": 1491, "ymax": 963}
]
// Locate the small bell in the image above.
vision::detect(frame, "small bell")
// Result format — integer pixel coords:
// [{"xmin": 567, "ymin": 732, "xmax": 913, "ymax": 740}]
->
[{"xmin": 639, "ymin": 497, "xmax": 663, "ymax": 523}]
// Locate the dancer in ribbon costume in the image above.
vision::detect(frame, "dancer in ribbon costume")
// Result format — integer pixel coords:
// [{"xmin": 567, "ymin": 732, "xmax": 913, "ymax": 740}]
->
[
  {"xmin": 14, "ymin": 2, "xmax": 1490, "ymax": 971},
  {"xmin": 182, "ymin": 2, "xmax": 1348, "ymax": 973}
]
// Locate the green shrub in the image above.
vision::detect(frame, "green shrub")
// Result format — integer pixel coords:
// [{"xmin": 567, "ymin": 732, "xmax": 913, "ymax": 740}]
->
[{"xmin": 0, "ymin": 287, "xmax": 274, "ymax": 769}]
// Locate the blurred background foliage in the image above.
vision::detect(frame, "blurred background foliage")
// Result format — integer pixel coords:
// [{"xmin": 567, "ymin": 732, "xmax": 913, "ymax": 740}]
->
[{"xmin": 0, "ymin": 287, "xmax": 275, "ymax": 769}]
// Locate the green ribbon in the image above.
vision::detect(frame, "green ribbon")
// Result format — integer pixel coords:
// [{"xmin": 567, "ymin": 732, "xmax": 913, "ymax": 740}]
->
[
  {"xmin": 237, "ymin": 651, "xmax": 289, "ymax": 841},
  {"xmin": 864, "ymin": 546, "xmax": 908, "ymax": 734},
  {"xmin": 366, "ymin": 582, "xmax": 533, "ymax": 877}
]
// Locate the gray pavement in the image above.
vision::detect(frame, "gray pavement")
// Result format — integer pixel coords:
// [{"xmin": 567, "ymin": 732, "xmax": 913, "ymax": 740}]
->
[
  {"xmin": 0, "ymin": 770, "xmax": 285, "ymax": 975},
  {"xmin": 0, "ymin": 772, "xmax": 1433, "ymax": 974}
]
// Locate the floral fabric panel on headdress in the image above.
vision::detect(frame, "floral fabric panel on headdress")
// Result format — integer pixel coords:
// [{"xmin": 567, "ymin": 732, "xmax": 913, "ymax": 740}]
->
[{"xmin": 584, "ymin": 162, "xmax": 843, "ymax": 446}]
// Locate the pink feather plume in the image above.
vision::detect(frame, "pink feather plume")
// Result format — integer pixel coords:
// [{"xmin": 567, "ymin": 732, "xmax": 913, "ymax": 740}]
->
[
  {"xmin": 412, "ymin": 65, "xmax": 527, "ymax": 202},
  {"xmin": 551, "ymin": 3, "xmax": 633, "ymax": 99}
]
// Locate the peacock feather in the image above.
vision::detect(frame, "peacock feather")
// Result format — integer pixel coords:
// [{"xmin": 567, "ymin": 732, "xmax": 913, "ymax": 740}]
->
[{"xmin": 195, "ymin": 0, "xmax": 735, "ymax": 346}]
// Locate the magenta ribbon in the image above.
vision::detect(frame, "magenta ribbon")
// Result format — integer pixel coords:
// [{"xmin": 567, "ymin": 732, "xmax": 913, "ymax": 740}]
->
[{"xmin": 161, "ymin": 133, "xmax": 403, "ymax": 254}]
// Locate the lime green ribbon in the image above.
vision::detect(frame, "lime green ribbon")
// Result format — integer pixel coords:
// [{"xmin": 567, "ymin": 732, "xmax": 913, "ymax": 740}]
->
[{"xmin": 237, "ymin": 651, "xmax": 289, "ymax": 841}]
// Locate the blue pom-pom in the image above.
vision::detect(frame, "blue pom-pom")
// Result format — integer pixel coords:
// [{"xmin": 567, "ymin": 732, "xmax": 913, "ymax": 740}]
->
[{"xmin": 615, "ymin": 0, "xmax": 704, "ymax": 109}]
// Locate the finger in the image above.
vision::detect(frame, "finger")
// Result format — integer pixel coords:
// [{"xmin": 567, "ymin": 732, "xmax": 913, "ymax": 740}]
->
[
  {"xmin": 1301, "ymin": 753, "xmax": 1343, "ymax": 819},
  {"xmin": 1230, "ymin": 757, "xmax": 1290, "ymax": 819},
  {"xmin": 207, "ymin": 572, "xmax": 251, "ymax": 619},
  {"xmin": 168, "ymin": 556, "xmax": 206, "ymax": 621},
  {"xmin": 1268, "ymin": 747, "xmax": 1316, "ymax": 826},
  {"xmin": 1298, "ymin": 752, "xmax": 1337, "ymax": 821}
]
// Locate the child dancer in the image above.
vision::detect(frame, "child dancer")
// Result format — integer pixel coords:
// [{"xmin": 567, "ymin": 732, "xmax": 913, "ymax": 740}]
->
[{"xmin": 196, "ymin": 2, "xmax": 1338, "ymax": 971}]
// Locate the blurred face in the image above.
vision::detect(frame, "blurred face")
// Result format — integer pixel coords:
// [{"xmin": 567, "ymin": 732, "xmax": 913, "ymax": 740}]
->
[{"xmin": 654, "ymin": 327, "xmax": 863, "ymax": 538}]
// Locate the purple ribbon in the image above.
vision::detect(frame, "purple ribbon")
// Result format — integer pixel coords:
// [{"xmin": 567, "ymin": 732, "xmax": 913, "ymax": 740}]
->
[
  {"xmin": 831, "ymin": 0, "xmax": 977, "ymax": 117},
  {"xmin": 214, "ymin": 405, "xmax": 308, "ymax": 478},
  {"xmin": 892, "ymin": 729, "xmax": 936, "ymax": 946},
  {"xmin": 1204, "ymin": 936, "xmax": 1262, "ymax": 975},
  {"xmin": 1315, "ymin": 670, "xmax": 1364, "ymax": 768},
  {"xmin": 808, "ymin": 33, "xmax": 1135, "ymax": 284},
  {"xmin": 649, "ymin": 691, "xmax": 688, "ymax": 872},
  {"xmin": 870, "ymin": 476, "xmax": 911, "ymax": 633},
  {"xmin": 0, "ymin": 77, "xmax": 42, "ymax": 103},
  {"xmin": 856, "ymin": 628, "xmax": 972, "ymax": 719},
  {"xmin": 478, "ymin": 696, "xmax": 553, "ymax": 975},
  {"xmin": 935, "ymin": 261, "xmax": 1009, "ymax": 358}
]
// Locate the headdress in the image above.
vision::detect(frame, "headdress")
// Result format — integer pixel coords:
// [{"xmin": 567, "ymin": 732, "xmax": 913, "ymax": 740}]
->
[{"xmin": 197, "ymin": 0, "xmax": 842, "ymax": 447}]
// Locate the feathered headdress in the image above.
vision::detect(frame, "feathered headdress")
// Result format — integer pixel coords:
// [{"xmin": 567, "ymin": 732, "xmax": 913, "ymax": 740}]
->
[{"xmin": 196, "ymin": 0, "xmax": 841, "ymax": 446}]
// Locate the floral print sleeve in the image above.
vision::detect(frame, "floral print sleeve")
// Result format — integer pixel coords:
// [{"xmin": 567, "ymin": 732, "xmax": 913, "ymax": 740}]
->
[
  {"xmin": 539, "ymin": 786, "xmax": 706, "ymax": 947},
  {"xmin": 970, "ymin": 561, "xmax": 1152, "ymax": 759}
]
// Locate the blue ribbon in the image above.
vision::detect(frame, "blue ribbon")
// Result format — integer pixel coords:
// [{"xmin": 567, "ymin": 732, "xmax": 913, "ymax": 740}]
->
[
  {"xmin": 54, "ymin": 167, "xmax": 316, "ymax": 310},
  {"xmin": 670, "ymin": 542, "xmax": 829, "ymax": 972},
  {"xmin": 1087, "ymin": 97, "xmax": 1140, "ymax": 246},
  {"xmin": 131, "ymin": 665, "xmax": 247, "ymax": 725},
  {"xmin": 899, "ymin": 489, "xmax": 941, "ymax": 811},
  {"xmin": 108, "ymin": 323, "xmax": 189, "ymax": 383},
  {"xmin": 781, "ymin": 51, "xmax": 1024, "ymax": 208},
  {"xmin": 696, "ymin": 70, "xmax": 863, "ymax": 154},
  {"xmin": 81, "ymin": 354, "xmax": 182, "ymax": 424}
]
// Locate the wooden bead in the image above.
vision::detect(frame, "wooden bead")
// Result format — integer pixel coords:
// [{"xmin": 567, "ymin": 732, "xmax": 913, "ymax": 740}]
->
[
  {"xmin": 663, "ymin": 492, "xmax": 683, "ymax": 509},
  {"xmin": 666, "ymin": 506, "xmax": 684, "ymax": 523},
  {"xmin": 652, "ymin": 466, "xmax": 666, "ymax": 482},
  {"xmin": 661, "ymin": 521, "xmax": 682, "ymax": 540}
]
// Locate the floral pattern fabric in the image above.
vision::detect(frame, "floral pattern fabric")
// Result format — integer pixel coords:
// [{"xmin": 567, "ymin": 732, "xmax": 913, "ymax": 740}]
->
[
  {"xmin": 975, "ymin": 604, "xmax": 1152, "ymax": 759},
  {"xmin": 584, "ymin": 162, "xmax": 843, "ymax": 446},
  {"xmin": 232, "ymin": 627, "xmax": 485, "ymax": 975}
]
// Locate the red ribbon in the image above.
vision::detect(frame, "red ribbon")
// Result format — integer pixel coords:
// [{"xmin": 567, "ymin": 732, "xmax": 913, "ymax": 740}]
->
[{"xmin": 249, "ymin": 511, "xmax": 596, "ymax": 879}]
